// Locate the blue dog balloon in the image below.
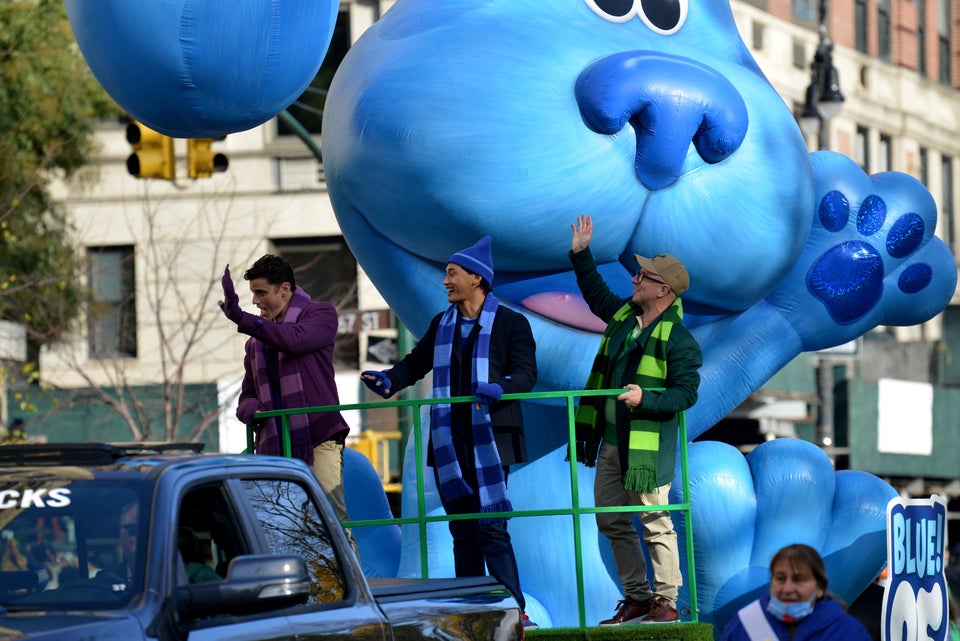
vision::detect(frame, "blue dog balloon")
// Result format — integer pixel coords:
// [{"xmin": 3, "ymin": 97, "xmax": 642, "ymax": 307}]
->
[{"xmin": 323, "ymin": 0, "xmax": 955, "ymax": 629}]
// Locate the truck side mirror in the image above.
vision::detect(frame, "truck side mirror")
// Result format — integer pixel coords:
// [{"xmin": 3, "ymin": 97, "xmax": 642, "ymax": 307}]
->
[{"xmin": 176, "ymin": 554, "xmax": 311, "ymax": 621}]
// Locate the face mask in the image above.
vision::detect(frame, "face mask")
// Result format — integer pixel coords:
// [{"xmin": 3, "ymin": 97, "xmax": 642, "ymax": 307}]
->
[{"xmin": 766, "ymin": 594, "xmax": 817, "ymax": 623}]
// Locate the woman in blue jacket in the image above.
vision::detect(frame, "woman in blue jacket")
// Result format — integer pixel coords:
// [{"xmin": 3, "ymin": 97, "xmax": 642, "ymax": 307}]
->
[{"xmin": 721, "ymin": 543, "xmax": 871, "ymax": 641}]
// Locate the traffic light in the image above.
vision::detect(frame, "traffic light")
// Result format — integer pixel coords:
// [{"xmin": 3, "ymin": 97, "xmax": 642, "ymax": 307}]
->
[
  {"xmin": 186, "ymin": 138, "xmax": 229, "ymax": 179},
  {"xmin": 125, "ymin": 121, "xmax": 175, "ymax": 180}
]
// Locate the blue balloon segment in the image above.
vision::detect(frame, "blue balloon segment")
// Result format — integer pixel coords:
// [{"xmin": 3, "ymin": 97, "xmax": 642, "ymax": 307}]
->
[
  {"xmin": 857, "ymin": 195, "xmax": 888, "ymax": 236},
  {"xmin": 674, "ymin": 439, "xmax": 896, "ymax": 631},
  {"xmin": 900, "ymin": 263, "xmax": 934, "ymax": 293},
  {"xmin": 886, "ymin": 213, "xmax": 924, "ymax": 258},
  {"xmin": 343, "ymin": 447, "xmax": 401, "ymax": 579},
  {"xmin": 819, "ymin": 191, "xmax": 850, "ymax": 232},
  {"xmin": 575, "ymin": 51, "xmax": 748, "ymax": 190},
  {"xmin": 65, "ymin": 0, "xmax": 339, "ymax": 137},
  {"xmin": 807, "ymin": 241, "xmax": 884, "ymax": 324}
]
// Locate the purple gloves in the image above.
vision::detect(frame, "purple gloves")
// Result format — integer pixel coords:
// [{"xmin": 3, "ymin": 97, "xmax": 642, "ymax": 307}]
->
[
  {"xmin": 475, "ymin": 382, "xmax": 503, "ymax": 405},
  {"xmin": 361, "ymin": 370, "xmax": 392, "ymax": 398},
  {"xmin": 219, "ymin": 265, "xmax": 243, "ymax": 324}
]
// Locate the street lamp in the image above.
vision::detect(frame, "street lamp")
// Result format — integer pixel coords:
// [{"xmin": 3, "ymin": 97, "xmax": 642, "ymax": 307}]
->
[
  {"xmin": 798, "ymin": 0, "xmax": 845, "ymax": 150},
  {"xmin": 798, "ymin": 0, "xmax": 845, "ymax": 466}
]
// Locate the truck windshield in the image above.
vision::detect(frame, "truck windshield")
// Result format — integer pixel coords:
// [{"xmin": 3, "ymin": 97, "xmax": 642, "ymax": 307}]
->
[{"xmin": 0, "ymin": 476, "xmax": 146, "ymax": 609}]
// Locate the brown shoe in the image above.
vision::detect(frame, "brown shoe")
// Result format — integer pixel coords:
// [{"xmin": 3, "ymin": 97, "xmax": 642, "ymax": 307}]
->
[
  {"xmin": 598, "ymin": 598, "xmax": 651, "ymax": 625},
  {"xmin": 640, "ymin": 596, "xmax": 679, "ymax": 623}
]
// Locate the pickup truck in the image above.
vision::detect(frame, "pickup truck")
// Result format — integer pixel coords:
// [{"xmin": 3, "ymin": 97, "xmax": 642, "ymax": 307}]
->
[{"xmin": 0, "ymin": 442, "xmax": 522, "ymax": 641}]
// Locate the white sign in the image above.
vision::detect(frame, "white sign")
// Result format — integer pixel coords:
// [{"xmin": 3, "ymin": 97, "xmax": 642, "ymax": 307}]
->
[{"xmin": 877, "ymin": 378, "xmax": 933, "ymax": 455}]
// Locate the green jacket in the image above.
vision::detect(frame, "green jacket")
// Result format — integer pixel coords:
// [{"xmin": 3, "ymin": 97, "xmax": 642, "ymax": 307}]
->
[{"xmin": 570, "ymin": 249, "xmax": 702, "ymax": 487}]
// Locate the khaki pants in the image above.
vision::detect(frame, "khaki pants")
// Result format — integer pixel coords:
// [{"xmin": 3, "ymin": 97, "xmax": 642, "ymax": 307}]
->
[
  {"xmin": 594, "ymin": 442, "xmax": 681, "ymax": 603},
  {"xmin": 310, "ymin": 441, "xmax": 359, "ymax": 555}
]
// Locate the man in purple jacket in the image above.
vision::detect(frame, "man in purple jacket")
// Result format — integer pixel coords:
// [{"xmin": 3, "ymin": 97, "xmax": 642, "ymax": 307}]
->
[{"xmin": 219, "ymin": 255, "xmax": 353, "ymax": 538}]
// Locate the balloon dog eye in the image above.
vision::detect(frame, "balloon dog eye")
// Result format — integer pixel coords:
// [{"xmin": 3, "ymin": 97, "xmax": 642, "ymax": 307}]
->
[
  {"xmin": 637, "ymin": 0, "xmax": 687, "ymax": 35},
  {"xmin": 584, "ymin": 0, "xmax": 636, "ymax": 23},
  {"xmin": 585, "ymin": 0, "xmax": 687, "ymax": 34}
]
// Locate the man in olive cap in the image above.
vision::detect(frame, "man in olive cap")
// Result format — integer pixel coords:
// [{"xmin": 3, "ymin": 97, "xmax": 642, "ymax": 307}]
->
[{"xmin": 568, "ymin": 215, "xmax": 702, "ymax": 625}]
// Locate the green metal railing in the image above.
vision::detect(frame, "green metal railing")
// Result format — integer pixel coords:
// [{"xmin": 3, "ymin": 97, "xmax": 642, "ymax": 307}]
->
[{"xmin": 247, "ymin": 389, "xmax": 697, "ymax": 628}]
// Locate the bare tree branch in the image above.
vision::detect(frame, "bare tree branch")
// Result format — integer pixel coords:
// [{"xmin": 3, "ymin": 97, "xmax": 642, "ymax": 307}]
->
[{"xmin": 38, "ymin": 186, "xmax": 268, "ymax": 443}]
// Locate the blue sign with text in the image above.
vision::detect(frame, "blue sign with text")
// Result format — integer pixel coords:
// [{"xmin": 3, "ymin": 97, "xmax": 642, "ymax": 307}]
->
[{"xmin": 883, "ymin": 495, "xmax": 948, "ymax": 641}]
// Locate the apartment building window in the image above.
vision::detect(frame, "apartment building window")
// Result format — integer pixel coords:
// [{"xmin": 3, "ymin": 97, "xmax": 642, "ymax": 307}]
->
[
  {"xmin": 87, "ymin": 246, "xmax": 137, "ymax": 359},
  {"xmin": 938, "ymin": 0, "xmax": 951, "ymax": 85},
  {"xmin": 855, "ymin": 0, "xmax": 868, "ymax": 53},
  {"xmin": 943, "ymin": 155, "xmax": 955, "ymax": 251},
  {"xmin": 918, "ymin": 0, "xmax": 927, "ymax": 75},
  {"xmin": 271, "ymin": 237, "xmax": 360, "ymax": 369},
  {"xmin": 920, "ymin": 147, "xmax": 929, "ymax": 185},
  {"xmin": 752, "ymin": 21, "xmax": 764, "ymax": 51},
  {"xmin": 277, "ymin": 9, "xmax": 351, "ymax": 137},
  {"xmin": 855, "ymin": 126, "xmax": 870, "ymax": 171},
  {"xmin": 791, "ymin": 0, "xmax": 817, "ymax": 23},
  {"xmin": 877, "ymin": 0, "xmax": 892, "ymax": 61},
  {"xmin": 878, "ymin": 133, "xmax": 892, "ymax": 172}
]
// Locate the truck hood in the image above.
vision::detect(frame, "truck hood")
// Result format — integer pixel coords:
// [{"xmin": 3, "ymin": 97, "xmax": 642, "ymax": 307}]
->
[{"xmin": 0, "ymin": 610, "xmax": 142, "ymax": 640}]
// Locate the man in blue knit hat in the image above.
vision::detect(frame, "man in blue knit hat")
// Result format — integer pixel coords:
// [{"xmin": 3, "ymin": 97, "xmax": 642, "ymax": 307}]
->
[{"xmin": 361, "ymin": 236, "xmax": 539, "ymax": 628}]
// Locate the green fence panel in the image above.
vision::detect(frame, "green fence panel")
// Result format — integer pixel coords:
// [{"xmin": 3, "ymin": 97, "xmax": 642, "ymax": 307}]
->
[{"xmin": 248, "ymin": 389, "xmax": 697, "ymax": 628}]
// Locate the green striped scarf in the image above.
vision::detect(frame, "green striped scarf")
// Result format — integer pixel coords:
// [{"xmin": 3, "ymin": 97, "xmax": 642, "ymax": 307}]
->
[{"xmin": 574, "ymin": 298, "xmax": 683, "ymax": 493}]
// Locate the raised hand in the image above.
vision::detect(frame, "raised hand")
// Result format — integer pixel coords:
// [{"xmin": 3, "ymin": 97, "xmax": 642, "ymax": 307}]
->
[
  {"xmin": 570, "ymin": 214, "xmax": 593, "ymax": 253},
  {"xmin": 218, "ymin": 265, "xmax": 244, "ymax": 324},
  {"xmin": 361, "ymin": 370, "xmax": 392, "ymax": 398}
]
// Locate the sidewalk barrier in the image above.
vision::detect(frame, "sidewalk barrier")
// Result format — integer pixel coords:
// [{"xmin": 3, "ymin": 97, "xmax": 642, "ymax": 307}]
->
[{"xmin": 247, "ymin": 388, "xmax": 697, "ymax": 628}]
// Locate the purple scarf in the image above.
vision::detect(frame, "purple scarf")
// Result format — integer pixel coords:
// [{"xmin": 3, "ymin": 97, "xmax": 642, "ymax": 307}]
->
[{"xmin": 252, "ymin": 287, "xmax": 316, "ymax": 464}]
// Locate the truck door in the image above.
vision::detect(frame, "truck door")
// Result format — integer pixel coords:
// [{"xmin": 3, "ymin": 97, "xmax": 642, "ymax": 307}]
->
[
  {"xmin": 235, "ymin": 477, "xmax": 390, "ymax": 641},
  {"xmin": 172, "ymin": 481, "xmax": 297, "ymax": 641}
]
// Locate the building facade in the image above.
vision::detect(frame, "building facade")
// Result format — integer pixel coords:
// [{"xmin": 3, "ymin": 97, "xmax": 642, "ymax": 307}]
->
[
  {"xmin": 729, "ymin": 0, "xmax": 960, "ymax": 537},
  {"xmin": 12, "ymin": 0, "xmax": 960, "ymax": 522}
]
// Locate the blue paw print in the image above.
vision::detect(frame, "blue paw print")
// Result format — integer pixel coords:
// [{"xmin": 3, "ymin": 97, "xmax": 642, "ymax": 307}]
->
[
  {"xmin": 764, "ymin": 150, "xmax": 955, "ymax": 354},
  {"xmin": 809, "ymin": 189, "xmax": 933, "ymax": 325}
]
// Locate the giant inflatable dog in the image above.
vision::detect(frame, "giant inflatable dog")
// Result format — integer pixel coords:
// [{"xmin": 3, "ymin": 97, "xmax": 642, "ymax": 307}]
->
[{"xmin": 322, "ymin": 0, "xmax": 955, "ymax": 630}]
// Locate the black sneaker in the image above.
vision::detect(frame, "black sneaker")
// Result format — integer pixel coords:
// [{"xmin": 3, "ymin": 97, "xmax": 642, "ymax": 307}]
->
[
  {"xmin": 522, "ymin": 613, "xmax": 539, "ymax": 630},
  {"xmin": 598, "ymin": 597, "xmax": 651, "ymax": 625}
]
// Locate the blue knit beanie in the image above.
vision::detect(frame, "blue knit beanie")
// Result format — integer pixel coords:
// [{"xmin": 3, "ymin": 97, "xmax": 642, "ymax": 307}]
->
[{"xmin": 447, "ymin": 236, "xmax": 494, "ymax": 286}]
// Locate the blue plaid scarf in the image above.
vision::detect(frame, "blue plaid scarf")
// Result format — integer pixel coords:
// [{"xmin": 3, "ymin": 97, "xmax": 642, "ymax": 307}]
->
[{"xmin": 431, "ymin": 294, "xmax": 512, "ymax": 524}]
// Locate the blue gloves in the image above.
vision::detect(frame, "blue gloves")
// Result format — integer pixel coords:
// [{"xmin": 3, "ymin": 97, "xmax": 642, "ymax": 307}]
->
[
  {"xmin": 475, "ymin": 382, "xmax": 503, "ymax": 405},
  {"xmin": 361, "ymin": 370, "xmax": 392, "ymax": 398},
  {"xmin": 219, "ymin": 265, "xmax": 244, "ymax": 324},
  {"xmin": 361, "ymin": 372, "xmax": 501, "ymax": 403}
]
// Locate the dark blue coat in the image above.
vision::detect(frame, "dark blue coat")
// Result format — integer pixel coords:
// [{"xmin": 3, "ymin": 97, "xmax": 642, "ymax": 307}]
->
[
  {"xmin": 385, "ymin": 301, "xmax": 537, "ymax": 468},
  {"xmin": 721, "ymin": 594, "xmax": 872, "ymax": 641}
]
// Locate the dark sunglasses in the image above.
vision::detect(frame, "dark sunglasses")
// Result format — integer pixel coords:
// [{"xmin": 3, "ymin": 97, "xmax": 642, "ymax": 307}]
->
[{"xmin": 636, "ymin": 271, "xmax": 668, "ymax": 286}]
